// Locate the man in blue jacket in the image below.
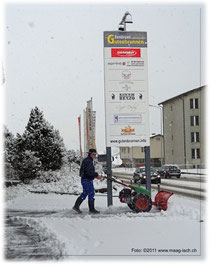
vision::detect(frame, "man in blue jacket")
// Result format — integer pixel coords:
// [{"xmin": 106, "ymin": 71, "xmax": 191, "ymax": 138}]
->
[{"xmin": 73, "ymin": 149, "xmax": 102, "ymax": 214}]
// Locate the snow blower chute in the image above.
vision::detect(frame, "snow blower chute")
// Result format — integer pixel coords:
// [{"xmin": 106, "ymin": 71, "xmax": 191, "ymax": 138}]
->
[{"xmin": 103, "ymin": 176, "xmax": 173, "ymax": 213}]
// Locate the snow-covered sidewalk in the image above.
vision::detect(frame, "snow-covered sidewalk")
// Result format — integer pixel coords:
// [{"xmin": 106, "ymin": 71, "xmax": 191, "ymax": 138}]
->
[
  {"xmin": 4, "ymin": 164, "xmax": 206, "ymax": 258},
  {"xmin": 6, "ymin": 185, "xmax": 205, "ymax": 257}
]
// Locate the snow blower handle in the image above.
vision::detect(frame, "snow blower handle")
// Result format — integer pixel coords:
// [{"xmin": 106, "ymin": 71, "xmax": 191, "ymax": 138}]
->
[{"xmin": 102, "ymin": 175, "xmax": 135, "ymax": 190}]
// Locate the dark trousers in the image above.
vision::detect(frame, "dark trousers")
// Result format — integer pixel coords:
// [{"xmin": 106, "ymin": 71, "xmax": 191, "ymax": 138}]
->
[{"xmin": 79, "ymin": 178, "xmax": 95, "ymax": 201}]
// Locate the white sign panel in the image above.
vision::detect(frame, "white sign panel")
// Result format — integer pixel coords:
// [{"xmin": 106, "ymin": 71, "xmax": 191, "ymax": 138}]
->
[{"xmin": 104, "ymin": 31, "xmax": 150, "ymax": 147}]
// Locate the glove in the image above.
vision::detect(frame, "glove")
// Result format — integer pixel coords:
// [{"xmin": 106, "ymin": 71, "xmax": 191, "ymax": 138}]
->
[{"xmin": 97, "ymin": 175, "xmax": 102, "ymax": 180}]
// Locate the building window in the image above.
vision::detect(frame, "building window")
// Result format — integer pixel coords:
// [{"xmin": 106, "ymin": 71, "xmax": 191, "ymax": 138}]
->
[
  {"xmin": 192, "ymin": 148, "xmax": 200, "ymax": 159},
  {"xmin": 191, "ymin": 132, "xmax": 200, "ymax": 143},
  {"xmin": 156, "ymin": 137, "xmax": 160, "ymax": 141},
  {"xmin": 195, "ymin": 116, "xmax": 199, "ymax": 125},
  {"xmin": 195, "ymin": 98, "xmax": 199, "ymax": 109},
  {"xmin": 190, "ymin": 98, "xmax": 199, "ymax": 109},
  {"xmin": 192, "ymin": 149, "xmax": 195, "ymax": 159},
  {"xmin": 196, "ymin": 132, "xmax": 200, "ymax": 142},
  {"xmin": 170, "ymin": 105, "xmax": 173, "ymax": 111},
  {"xmin": 141, "ymin": 147, "xmax": 144, "ymax": 152},
  {"xmin": 172, "ymin": 150, "xmax": 174, "ymax": 156},
  {"xmin": 190, "ymin": 99, "xmax": 193, "ymax": 109},
  {"xmin": 190, "ymin": 116, "xmax": 199, "ymax": 126},
  {"xmin": 197, "ymin": 149, "xmax": 200, "ymax": 159}
]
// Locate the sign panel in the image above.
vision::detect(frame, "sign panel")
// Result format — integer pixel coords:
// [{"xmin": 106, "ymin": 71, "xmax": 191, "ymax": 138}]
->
[{"xmin": 104, "ymin": 31, "xmax": 150, "ymax": 147}]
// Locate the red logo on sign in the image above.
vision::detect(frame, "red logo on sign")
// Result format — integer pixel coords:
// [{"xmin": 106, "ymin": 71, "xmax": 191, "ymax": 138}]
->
[{"xmin": 111, "ymin": 48, "xmax": 141, "ymax": 58}]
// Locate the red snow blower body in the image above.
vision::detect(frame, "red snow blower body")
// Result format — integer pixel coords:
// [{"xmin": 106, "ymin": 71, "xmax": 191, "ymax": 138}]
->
[{"xmin": 105, "ymin": 176, "xmax": 173, "ymax": 213}]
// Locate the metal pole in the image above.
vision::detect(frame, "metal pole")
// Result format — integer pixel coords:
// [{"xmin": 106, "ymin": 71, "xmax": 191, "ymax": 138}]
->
[
  {"xmin": 160, "ymin": 105, "xmax": 163, "ymax": 166},
  {"xmin": 145, "ymin": 146, "xmax": 151, "ymax": 193},
  {"xmin": 106, "ymin": 146, "xmax": 113, "ymax": 206},
  {"xmin": 149, "ymin": 104, "xmax": 163, "ymax": 166}
]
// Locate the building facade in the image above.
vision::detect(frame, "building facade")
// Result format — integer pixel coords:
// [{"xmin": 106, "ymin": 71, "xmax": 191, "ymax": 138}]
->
[
  {"xmin": 120, "ymin": 134, "xmax": 164, "ymax": 167},
  {"xmin": 159, "ymin": 85, "xmax": 206, "ymax": 168}
]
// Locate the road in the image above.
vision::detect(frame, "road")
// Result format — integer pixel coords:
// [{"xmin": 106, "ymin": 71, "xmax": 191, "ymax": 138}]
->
[{"xmin": 112, "ymin": 171, "xmax": 206, "ymax": 200}]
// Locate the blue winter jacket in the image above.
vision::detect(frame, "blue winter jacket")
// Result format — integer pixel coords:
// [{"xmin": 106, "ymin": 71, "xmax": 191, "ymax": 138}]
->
[{"xmin": 79, "ymin": 156, "xmax": 99, "ymax": 180}]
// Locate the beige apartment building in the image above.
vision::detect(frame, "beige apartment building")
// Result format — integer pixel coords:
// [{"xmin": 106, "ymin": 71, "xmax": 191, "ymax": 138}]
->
[
  {"xmin": 120, "ymin": 134, "xmax": 164, "ymax": 167},
  {"xmin": 159, "ymin": 85, "xmax": 206, "ymax": 169}
]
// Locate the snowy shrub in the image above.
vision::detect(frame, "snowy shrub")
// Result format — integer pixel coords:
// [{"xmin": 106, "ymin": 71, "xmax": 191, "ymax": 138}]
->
[
  {"xmin": 14, "ymin": 150, "xmax": 42, "ymax": 183},
  {"xmin": 38, "ymin": 170, "xmax": 62, "ymax": 183},
  {"xmin": 27, "ymin": 164, "xmax": 83, "ymax": 194},
  {"xmin": 4, "ymin": 162, "xmax": 17, "ymax": 180},
  {"xmin": 67, "ymin": 150, "xmax": 81, "ymax": 165}
]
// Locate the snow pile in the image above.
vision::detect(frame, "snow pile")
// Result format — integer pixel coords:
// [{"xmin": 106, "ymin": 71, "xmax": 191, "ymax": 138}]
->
[
  {"xmin": 16, "ymin": 214, "xmax": 201, "ymax": 256},
  {"xmin": 10, "ymin": 216, "xmax": 67, "ymax": 258},
  {"xmin": 23, "ymin": 164, "xmax": 122, "ymax": 196},
  {"xmin": 160, "ymin": 195, "xmax": 202, "ymax": 220},
  {"xmin": 29, "ymin": 166, "xmax": 82, "ymax": 194},
  {"xmin": 182, "ymin": 168, "xmax": 207, "ymax": 174},
  {"xmin": 112, "ymin": 155, "xmax": 122, "ymax": 167},
  {"xmin": 5, "ymin": 184, "xmax": 30, "ymax": 202},
  {"xmin": 112, "ymin": 167, "xmax": 136, "ymax": 174}
]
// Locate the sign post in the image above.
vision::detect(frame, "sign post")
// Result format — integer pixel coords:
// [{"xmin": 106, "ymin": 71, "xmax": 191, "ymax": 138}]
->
[
  {"xmin": 103, "ymin": 27, "xmax": 150, "ymax": 206},
  {"xmin": 106, "ymin": 147, "xmax": 113, "ymax": 206},
  {"xmin": 145, "ymin": 146, "xmax": 151, "ymax": 193}
]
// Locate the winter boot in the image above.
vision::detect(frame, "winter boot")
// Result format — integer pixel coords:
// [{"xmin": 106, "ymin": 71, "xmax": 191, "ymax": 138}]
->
[
  {"xmin": 73, "ymin": 197, "xmax": 83, "ymax": 213},
  {"xmin": 88, "ymin": 201, "xmax": 100, "ymax": 214}
]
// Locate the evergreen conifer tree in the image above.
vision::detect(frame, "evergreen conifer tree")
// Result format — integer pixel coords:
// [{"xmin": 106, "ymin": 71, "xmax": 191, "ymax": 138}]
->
[
  {"xmin": 23, "ymin": 107, "xmax": 66, "ymax": 170},
  {"xmin": 4, "ymin": 126, "xmax": 15, "ymax": 164},
  {"xmin": 4, "ymin": 126, "xmax": 17, "ymax": 179}
]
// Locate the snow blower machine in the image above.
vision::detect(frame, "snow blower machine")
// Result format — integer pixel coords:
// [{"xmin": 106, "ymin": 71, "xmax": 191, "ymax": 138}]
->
[{"xmin": 104, "ymin": 176, "xmax": 173, "ymax": 213}]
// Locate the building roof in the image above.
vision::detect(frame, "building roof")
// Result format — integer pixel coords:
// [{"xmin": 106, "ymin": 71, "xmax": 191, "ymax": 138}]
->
[
  {"xmin": 158, "ymin": 85, "xmax": 206, "ymax": 105},
  {"xmin": 150, "ymin": 133, "xmax": 163, "ymax": 138}
]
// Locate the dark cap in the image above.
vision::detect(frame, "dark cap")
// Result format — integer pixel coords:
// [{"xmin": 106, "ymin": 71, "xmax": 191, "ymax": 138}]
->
[{"xmin": 88, "ymin": 149, "xmax": 97, "ymax": 154}]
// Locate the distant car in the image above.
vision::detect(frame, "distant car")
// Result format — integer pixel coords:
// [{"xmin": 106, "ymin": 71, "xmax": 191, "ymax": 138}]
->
[
  {"xmin": 157, "ymin": 164, "xmax": 181, "ymax": 179},
  {"xmin": 133, "ymin": 167, "xmax": 161, "ymax": 184},
  {"xmin": 156, "ymin": 166, "xmax": 166, "ymax": 177}
]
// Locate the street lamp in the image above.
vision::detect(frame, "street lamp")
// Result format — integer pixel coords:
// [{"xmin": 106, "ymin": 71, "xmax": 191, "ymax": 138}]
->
[
  {"xmin": 118, "ymin": 11, "xmax": 133, "ymax": 31},
  {"xmin": 149, "ymin": 104, "xmax": 164, "ymax": 166}
]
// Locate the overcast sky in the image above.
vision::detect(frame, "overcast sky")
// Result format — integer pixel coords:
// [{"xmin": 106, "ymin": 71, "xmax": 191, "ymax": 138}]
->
[{"xmin": 4, "ymin": 3, "xmax": 205, "ymax": 153}]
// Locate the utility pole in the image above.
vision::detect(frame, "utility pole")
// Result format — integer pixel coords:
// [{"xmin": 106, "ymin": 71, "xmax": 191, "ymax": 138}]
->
[{"xmin": 106, "ymin": 147, "xmax": 113, "ymax": 206}]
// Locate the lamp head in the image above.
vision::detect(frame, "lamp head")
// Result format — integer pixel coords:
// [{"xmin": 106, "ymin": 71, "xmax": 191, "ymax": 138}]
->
[
  {"xmin": 124, "ymin": 11, "xmax": 133, "ymax": 23},
  {"xmin": 118, "ymin": 11, "xmax": 133, "ymax": 31},
  {"xmin": 118, "ymin": 23, "xmax": 125, "ymax": 31}
]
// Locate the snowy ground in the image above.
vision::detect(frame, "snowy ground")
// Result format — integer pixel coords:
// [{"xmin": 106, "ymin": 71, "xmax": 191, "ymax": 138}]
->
[{"xmin": 4, "ymin": 165, "xmax": 206, "ymax": 259}]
